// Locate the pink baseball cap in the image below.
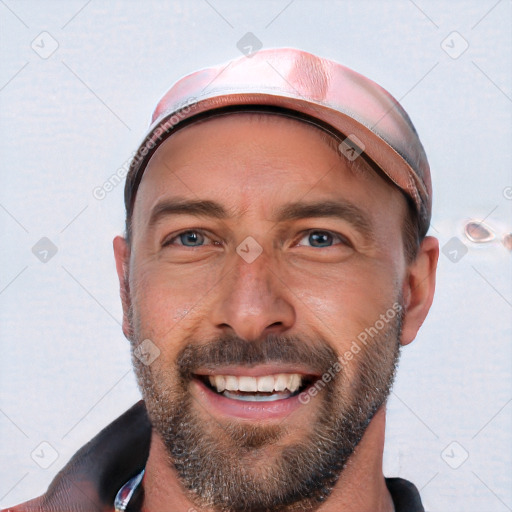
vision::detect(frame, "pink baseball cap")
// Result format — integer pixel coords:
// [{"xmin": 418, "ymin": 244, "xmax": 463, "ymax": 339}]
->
[{"xmin": 125, "ymin": 48, "xmax": 431, "ymax": 236}]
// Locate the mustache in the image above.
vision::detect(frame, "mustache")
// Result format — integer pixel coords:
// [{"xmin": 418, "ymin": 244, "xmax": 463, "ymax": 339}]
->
[{"xmin": 176, "ymin": 333, "xmax": 340, "ymax": 378}]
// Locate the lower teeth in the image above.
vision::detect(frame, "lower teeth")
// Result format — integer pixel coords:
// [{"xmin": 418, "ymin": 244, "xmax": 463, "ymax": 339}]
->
[{"xmin": 222, "ymin": 390, "xmax": 293, "ymax": 402}]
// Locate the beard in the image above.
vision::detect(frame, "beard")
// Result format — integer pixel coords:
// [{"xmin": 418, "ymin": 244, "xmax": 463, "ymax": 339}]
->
[{"xmin": 128, "ymin": 302, "xmax": 402, "ymax": 512}]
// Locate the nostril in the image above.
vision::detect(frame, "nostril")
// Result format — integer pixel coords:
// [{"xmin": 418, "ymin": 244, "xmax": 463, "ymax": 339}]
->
[{"xmin": 263, "ymin": 322, "xmax": 286, "ymax": 334}]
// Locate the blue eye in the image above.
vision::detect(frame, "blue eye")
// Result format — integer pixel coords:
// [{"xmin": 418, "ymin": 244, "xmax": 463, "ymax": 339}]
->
[
  {"xmin": 298, "ymin": 230, "xmax": 344, "ymax": 248},
  {"xmin": 162, "ymin": 230, "xmax": 207, "ymax": 247},
  {"xmin": 178, "ymin": 231, "xmax": 205, "ymax": 246}
]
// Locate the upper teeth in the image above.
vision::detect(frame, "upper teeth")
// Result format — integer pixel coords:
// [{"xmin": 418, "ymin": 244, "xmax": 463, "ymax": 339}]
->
[{"xmin": 208, "ymin": 374, "xmax": 303, "ymax": 393}]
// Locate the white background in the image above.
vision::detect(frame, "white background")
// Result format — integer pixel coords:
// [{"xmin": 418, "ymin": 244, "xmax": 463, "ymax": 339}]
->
[{"xmin": 1, "ymin": 1, "xmax": 511, "ymax": 510}]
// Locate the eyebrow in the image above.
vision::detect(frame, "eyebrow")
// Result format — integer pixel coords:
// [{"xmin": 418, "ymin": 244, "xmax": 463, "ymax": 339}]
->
[
  {"xmin": 148, "ymin": 198, "xmax": 230, "ymax": 229},
  {"xmin": 147, "ymin": 198, "xmax": 374, "ymax": 240}
]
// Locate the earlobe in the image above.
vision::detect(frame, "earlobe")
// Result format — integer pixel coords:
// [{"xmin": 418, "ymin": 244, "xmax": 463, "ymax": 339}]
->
[
  {"xmin": 400, "ymin": 236, "xmax": 439, "ymax": 346},
  {"xmin": 113, "ymin": 236, "xmax": 132, "ymax": 340}
]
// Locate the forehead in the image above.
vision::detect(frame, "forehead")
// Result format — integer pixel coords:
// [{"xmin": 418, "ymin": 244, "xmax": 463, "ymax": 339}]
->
[{"xmin": 132, "ymin": 113, "xmax": 403, "ymax": 228}]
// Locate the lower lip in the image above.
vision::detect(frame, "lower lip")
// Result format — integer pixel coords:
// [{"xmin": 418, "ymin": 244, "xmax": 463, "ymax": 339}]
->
[{"xmin": 191, "ymin": 378, "xmax": 309, "ymax": 420}]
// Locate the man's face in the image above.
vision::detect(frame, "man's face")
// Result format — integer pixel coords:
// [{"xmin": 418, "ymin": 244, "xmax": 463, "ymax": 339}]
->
[{"xmin": 124, "ymin": 114, "xmax": 410, "ymax": 511}]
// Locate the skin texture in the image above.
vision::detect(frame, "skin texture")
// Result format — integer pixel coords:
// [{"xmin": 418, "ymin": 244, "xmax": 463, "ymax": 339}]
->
[{"xmin": 113, "ymin": 113, "xmax": 439, "ymax": 512}]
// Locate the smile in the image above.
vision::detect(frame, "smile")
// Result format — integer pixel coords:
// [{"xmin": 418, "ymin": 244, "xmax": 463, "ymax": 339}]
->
[
  {"xmin": 195, "ymin": 373, "xmax": 315, "ymax": 403},
  {"xmin": 191, "ymin": 364, "xmax": 323, "ymax": 420}
]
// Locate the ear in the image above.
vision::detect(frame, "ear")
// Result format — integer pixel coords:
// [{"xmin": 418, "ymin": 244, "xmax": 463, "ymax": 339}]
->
[
  {"xmin": 113, "ymin": 235, "xmax": 133, "ymax": 340},
  {"xmin": 400, "ymin": 236, "xmax": 439, "ymax": 346}
]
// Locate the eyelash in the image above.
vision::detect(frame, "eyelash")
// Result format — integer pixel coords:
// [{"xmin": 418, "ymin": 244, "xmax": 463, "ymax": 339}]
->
[
  {"xmin": 161, "ymin": 229, "xmax": 351, "ymax": 249},
  {"xmin": 162, "ymin": 229, "xmax": 216, "ymax": 247},
  {"xmin": 296, "ymin": 230, "xmax": 351, "ymax": 248}
]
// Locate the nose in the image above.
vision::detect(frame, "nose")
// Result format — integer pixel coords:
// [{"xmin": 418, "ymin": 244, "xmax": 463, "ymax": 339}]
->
[{"xmin": 210, "ymin": 251, "xmax": 296, "ymax": 341}]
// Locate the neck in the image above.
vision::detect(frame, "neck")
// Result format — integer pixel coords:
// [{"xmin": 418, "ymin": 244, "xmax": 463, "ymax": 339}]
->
[{"xmin": 141, "ymin": 406, "xmax": 394, "ymax": 512}]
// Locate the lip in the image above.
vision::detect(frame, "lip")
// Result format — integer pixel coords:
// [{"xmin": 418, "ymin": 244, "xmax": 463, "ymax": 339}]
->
[
  {"xmin": 191, "ymin": 376, "xmax": 314, "ymax": 420},
  {"xmin": 193, "ymin": 363, "xmax": 321, "ymax": 378}
]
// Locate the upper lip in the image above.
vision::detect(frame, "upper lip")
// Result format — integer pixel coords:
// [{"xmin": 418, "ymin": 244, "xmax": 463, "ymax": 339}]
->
[{"xmin": 193, "ymin": 364, "xmax": 321, "ymax": 378}]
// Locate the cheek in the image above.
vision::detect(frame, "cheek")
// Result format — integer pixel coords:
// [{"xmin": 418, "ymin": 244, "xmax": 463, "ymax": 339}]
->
[
  {"xmin": 288, "ymin": 257, "xmax": 400, "ymax": 345},
  {"xmin": 129, "ymin": 258, "xmax": 222, "ymax": 346}
]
